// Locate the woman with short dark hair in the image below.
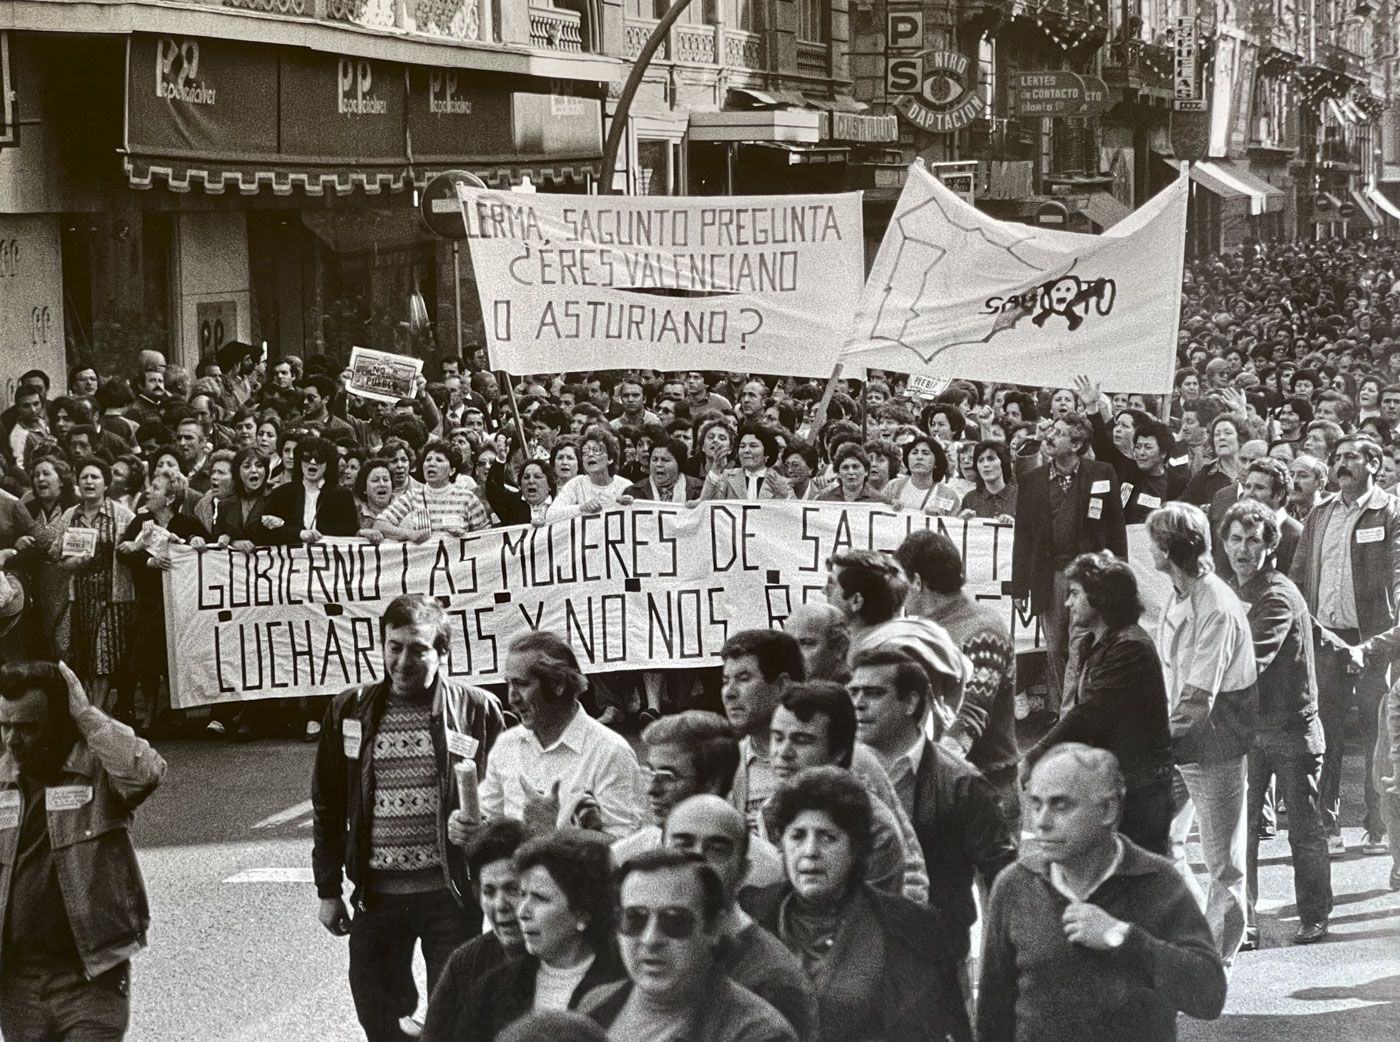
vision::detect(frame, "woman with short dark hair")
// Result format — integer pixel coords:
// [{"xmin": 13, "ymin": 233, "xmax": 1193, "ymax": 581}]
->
[
  {"xmin": 817, "ymin": 443, "xmax": 885, "ymax": 503},
  {"xmin": 1023, "ymin": 551, "xmax": 1174, "ymax": 855},
  {"xmin": 455, "ymin": 830, "xmax": 624, "ymax": 1042},
  {"xmin": 745, "ymin": 767, "xmax": 971, "ymax": 1042}
]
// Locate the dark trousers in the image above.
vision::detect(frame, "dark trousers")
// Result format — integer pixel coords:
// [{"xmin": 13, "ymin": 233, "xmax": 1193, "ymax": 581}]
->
[
  {"xmin": 348, "ymin": 888, "xmax": 473, "ymax": 1042},
  {"xmin": 1314, "ymin": 628, "xmax": 1386, "ymax": 835},
  {"xmin": 1247, "ymin": 718, "xmax": 1333, "ymax": 926},
  {"xmin": 0, "ymin": 961, "xmax": 130, "ymax": 1042},
  {"xmin": 1120, "ymin": 778, "xmax": 1173, "ymax": 857}
]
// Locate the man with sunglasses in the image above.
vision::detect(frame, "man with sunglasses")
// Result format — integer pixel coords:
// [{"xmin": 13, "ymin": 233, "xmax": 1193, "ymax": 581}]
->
[
  {"xmin": 580, "ymin": 850, "xmax": 797, "ymax": 1042},
  {"xmin": 664, "ymin": 796, "xmax": 817, "ymax": 1040}
]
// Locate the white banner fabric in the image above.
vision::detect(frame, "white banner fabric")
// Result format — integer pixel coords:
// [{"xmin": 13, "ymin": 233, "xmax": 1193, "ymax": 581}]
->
[
  {"xmin": 842, "ymin": 163, "xmax": 1189, "ymax": 396},
  {"xmin": 457, "ymin": 187, "xmax": 866, "ymax": 377},
  {"xmin": 165, "ymin": 505, "xmax": 1168, "ymax": 708}
]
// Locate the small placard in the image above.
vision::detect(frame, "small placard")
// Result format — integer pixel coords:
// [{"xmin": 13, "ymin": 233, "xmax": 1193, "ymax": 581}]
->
[
  {"xmin": 342, "ymin": 719, "xmax": 362, "ymax": 759},
  {"xmin": 1357, "ymin": 527, "xmax": 1385, "ymax": 544},
  {"xmin": 61, "ymin": 528, "xmax": 98, "ymax": 558}
]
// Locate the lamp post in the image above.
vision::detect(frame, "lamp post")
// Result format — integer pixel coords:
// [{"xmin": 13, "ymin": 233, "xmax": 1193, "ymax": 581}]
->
[{"xmin": 598, "ymin": 0, "xmax": 701, "ymax": 195}]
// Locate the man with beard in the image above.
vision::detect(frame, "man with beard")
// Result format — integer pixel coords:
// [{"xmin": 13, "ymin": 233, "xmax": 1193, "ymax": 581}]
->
[{"xmin": 0, "ymin": 660, "xmax": 166, "ymax": 1041}]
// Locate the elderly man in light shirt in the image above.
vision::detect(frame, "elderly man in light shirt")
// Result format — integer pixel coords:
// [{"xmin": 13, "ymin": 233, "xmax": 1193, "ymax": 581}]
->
[{"xmin": 458, "ymin": 632, "xmax": 645, "ymax": 843}]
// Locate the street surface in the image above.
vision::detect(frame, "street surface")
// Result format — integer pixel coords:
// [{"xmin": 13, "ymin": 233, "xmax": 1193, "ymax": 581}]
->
[{"xmin": 123, "ymin": 738, "xmax": 1399, "ymax": 1042}]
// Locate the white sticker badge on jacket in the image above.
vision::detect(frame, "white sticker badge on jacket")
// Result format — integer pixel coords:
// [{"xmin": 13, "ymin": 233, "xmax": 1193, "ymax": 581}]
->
[
  {"xmin": 1357, "ymin": 527, "xmax": 1385, "ymax": 544},
  {"xmin": 446, "ymin": 730, "xmax": 479, "ymax": 760},
  {"xmin": 0, "ymin": 789, "xmax": 20, "ymax": 829},
  {"xmin": 45, "ymin": 786, "xmax": 93, "ymax": 812},
  {"xmin": 1087, "ymin": 499, "xmax": 1103, "ymax": 520},
  {"xmin": 343, "ymin": 719, "xmax": 362, "ymax": 759}
]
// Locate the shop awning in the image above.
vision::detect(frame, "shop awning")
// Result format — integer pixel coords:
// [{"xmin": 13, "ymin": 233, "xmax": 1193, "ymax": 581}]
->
[
  {"xmin": 1367, "ymin": 184, "xmax": 1400, "ymax": 221},
  {"xmin": 410, "ymin": 160, "xmax": 599, "ymax": 190},
  {"xmin": 1349, "ymin": 187, "xmax": 1382, "ymax": 227},
  {"xmin": 802, "ymin": 94, "xmax": 868, "ymax": 113},
  {"xmin": 1182, "ymin": 161, "xmax": 1250, "ymax": 204},
  {"xmin": 124, "ymin": 154, "xmax": 410, "ymax": 196},
  {"xmin": 729, "ymin": 87, "xmax": 808, "ymax": 108},
  {"xmin": 1214, "ymin": 162, "xmax": 1285, "ymax": 214},
  {"xmin": 745, "ymin": 142, "xmax": 850, "ymax": 164},
  {"xmin": 1078, "ymin": 191, "xmax": 1132, "ymax": 231}
]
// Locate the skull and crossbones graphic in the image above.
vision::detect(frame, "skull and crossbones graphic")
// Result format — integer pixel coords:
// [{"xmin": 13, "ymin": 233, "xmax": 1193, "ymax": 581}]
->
[{"xmin": 1031, "ymin": 275, "xmax": 1117, "ymax": 331}]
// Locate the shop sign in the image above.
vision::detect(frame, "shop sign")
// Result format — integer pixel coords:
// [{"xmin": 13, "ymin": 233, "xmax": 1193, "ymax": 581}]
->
[
  {"xmin": 511, "ymin": 89, "xmax": 602, "ymax": 157},
  {"xmin": 127, "ymin": 35, "xmax": 279, "ymax": 157},
  {"xmin": 829, "ymin": 112, "xmax": 899, "ymax": 143},
  {"xmin": 1, "ymin": 32, "xmax": 15, "ymax": 148},
  {"xmin": 279, "ymin": 52, "xmax": 407, "ymax": 162},
  {"xmin": 893, "ymin": 50, "xmax": 983, "ymax": 133},
  {"xmin": 406, "ymin": 68, "xmax": 513, "ymax": 161},
  {"xmin": 1337, "ymin": 199, "xmax": 1357, "ymax": 219},
  {"xmin": 1012, "ymin": 71, "xmax": 1110, "ymax": 119},
  {"xmin": 0, "ymin": 215, "xmax": 65, "ymax": 401},
  {"xmin": 1174, "ymin": 7, "xmax": 1205, "ymax": 111}
]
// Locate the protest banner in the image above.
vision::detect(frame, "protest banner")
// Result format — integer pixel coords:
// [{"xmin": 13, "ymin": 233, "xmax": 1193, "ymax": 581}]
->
[
  {"xmin": 843, "ymin": 162, "xmax": 1189, "ymax": 396},
  {"xmin": 164, "ymin": 504, "xmax": 1169, "ymax": 708},
  {"xmin": 346, "ymin": 345, "xmax": 423, "ymax": 403},
  {"xmin": 456, "ymin": 186, "xmax": 866, "ymax": 377}
]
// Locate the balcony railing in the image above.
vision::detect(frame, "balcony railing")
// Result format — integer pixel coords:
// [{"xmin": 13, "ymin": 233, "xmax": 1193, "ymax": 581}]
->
[
  {"xmin": 796, "ymin": 40, "xmax": 828, "ymax": 77},
  {"xmin": 621, "ymin": 18, "xmax": 764, "ymax": 71},
  {"xmin": 529, "ymin": 5, "xmax": 584, "ymax": 52}
]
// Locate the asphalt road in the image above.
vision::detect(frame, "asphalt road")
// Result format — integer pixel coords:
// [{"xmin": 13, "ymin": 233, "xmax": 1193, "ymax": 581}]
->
[{"xmin": 116, "ymin": 737, "xmax": 1399, "ymax": 1042}]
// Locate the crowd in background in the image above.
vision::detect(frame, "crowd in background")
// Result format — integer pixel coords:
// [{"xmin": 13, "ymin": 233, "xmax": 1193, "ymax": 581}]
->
[{"xmin": 3, "ymin": 233, "xmax": 1400, "ymax": 1040}]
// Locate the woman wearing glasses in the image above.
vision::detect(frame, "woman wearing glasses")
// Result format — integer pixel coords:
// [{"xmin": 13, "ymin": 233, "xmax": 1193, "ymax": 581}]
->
[
  {"xmin": 744, "ymin": 767, "xmax": 972, "ymax": 1042},
  {"xmin": 456, "ymin": 830, "xmax": 623, "ymax": 1042},
  {"xmin": 547, "ymin": 428, "xmax": 635, "ymax": 521}
]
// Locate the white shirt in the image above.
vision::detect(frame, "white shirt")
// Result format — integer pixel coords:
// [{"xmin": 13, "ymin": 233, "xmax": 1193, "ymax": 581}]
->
[
  {"xmin": 302, "ymin": 480, "xmax": 323, "ymax": 531},
  {"xmin": 481, "ymin": 706, "xmax": 645, "ymax": 838},
  {"xmin": 1049, "ymin": 836, "xmax": 1124, "ymax": 903},
  {"xmin": 534, "ymin": 954, "xmax": 595, "ymax": 1011}
]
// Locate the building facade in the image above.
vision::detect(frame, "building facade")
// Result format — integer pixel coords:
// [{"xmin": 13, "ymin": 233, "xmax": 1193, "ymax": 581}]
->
[{"xmin": 0, "ymin": 0, "xmax": 619, "ymax": 391}]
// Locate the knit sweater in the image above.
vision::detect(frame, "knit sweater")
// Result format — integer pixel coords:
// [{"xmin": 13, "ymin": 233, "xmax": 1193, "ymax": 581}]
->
[
  {"xmin": 367, "ymin": 697, "xmax": 442, "ymax": 884},
  {"xmin": 927, "ymin": 596, "xmax": 1020, "ymax": 775},
  {"xmin": 977, "ymin": 838, "xmax": 1227, "ymax": 1042}
]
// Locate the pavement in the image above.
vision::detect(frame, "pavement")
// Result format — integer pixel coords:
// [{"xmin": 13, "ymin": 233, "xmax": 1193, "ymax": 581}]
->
[{"xmin": 121, "ymin": 736, "xmax": 1400, "ymax": 1042}]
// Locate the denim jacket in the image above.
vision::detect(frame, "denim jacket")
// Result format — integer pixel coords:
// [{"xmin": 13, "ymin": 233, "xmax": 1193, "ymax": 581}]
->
[{"xmin": 0, "ymin": 708, "xmax": 167, "ymax": 978}]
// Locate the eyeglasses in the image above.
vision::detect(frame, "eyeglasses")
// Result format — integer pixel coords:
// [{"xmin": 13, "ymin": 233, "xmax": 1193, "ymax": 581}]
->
[
  {"xmin": 619, "ymin": 905, "xmax": 700, "ymax": 940},
  {"xmin": 640, "ymin": 765, "xmax": 694, "ymax": 787}
]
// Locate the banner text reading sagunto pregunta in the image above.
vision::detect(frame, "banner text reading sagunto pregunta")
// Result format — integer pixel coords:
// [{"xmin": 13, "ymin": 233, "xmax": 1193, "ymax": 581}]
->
[
  {"xmin": 163, "ymin": 503, "xmax": 1031, "ymax": 707},
  {"xmin": 458, "ymin": 188, "xmax": 865, "ymax": 378}
]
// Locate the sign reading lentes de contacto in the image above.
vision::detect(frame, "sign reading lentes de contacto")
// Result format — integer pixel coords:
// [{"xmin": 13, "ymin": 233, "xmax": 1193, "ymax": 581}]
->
[{"xmin": 458, "ymin": 186, "xmax": 865, "ymax": 377}]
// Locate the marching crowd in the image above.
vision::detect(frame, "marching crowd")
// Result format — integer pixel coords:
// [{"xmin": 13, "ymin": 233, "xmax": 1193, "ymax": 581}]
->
[{"xmin": 1, "ymin": 231, "xmax": 1400, "ymax": 1040}]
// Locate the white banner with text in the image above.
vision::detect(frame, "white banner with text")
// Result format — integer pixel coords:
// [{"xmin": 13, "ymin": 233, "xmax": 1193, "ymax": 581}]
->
[{"xmin": 458, "ymin": 187, "xmax": 866, "ymax": 377}]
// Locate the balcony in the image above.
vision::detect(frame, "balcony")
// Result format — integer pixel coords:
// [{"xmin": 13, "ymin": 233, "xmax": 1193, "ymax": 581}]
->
[
  {"xmin": 621, "ymin": 18, "xmax": 764, "ymax": 72},
  {"xmin": 1103, "ymin": 39, "xmax": 1175, "ymax": 99},
  {"xmin": 796, "ymin": 40, "xmax": 828, "ymax": 78},
  {"xmin": 529, "ymin": 4, "xmax": 584, "ymax": 52}
]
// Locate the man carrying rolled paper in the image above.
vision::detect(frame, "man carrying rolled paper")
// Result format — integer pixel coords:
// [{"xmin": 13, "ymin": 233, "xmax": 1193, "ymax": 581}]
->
[{"xmin": 311, "ymin": 593, "xmax": 507, "ymax": 1042}]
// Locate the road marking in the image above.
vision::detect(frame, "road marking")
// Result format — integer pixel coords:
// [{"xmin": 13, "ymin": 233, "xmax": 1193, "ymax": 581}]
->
[
  {"xmin": 251, "ymin": 800, "xmax": 313, "ymax": 829},
  {"xmin": 224, "ymin": 867, "xmax": 315, "ymax": 884}
]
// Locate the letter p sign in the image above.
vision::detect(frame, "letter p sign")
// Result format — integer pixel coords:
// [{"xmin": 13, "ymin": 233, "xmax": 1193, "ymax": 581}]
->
[{"xmin": 888, "ymin": 11, "xmax": 923, "ymax": 50}]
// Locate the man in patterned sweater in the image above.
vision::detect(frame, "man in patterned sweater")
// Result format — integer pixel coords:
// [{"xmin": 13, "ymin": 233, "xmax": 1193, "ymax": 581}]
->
[
  {"xmin": 896, "ymin": 530, "xmax": 1023, "ymax": 829},
  {"xmin": 312, "ymin": 594, "xmax": 506, "ymax": 1042}
]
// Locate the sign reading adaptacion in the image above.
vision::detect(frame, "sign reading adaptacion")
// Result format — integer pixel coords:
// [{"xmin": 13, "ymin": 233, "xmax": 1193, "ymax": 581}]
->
[{"xmin": 457, "ymin": 186, "xmax": 865, "ymax": 377}]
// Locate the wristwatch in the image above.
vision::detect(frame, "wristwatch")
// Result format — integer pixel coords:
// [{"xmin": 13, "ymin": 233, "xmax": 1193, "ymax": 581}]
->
[{"xmin": 1103, "ymin": 921, "xmax": 1130, "ymax": 949}]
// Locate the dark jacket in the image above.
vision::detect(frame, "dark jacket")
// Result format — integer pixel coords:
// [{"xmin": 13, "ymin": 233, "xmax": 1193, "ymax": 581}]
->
[
  {"xmin": 743, "ymin": 882, "xmax": 971, "ymax": 1042},
  {"xmin": 261, "ymin": 481, "xmax": 359, "ymax": 544},
  {"xmin": 0, "ymin": 708, "xmax": 166, "ymax": 978},
  {"xmin": 1182, "ymin": 460, "xmax": 1235, "ymax": 508},
  {"xmin": 908, "ymin": 740, "xmax": 1017, "ymax": 959},
  {"xmin": 421, "ymin": 933, "xmax": 511, "ymax": 1042},
  {"xmin": 1027, "ymin": 623, "xmax": 1174, "ymax": 792},
  {"xmin": 117, "ymin": 511, "xmax": 209, "ymax": 600},
  {"xmin": 625, "ymin": 474, "xmax": 704, "ymax": 504},
  {"xmin": 212, "ymin": 493, "xmax": 269, "ymax": 543},
  {"xmin": 977, "ymin": 838, "xmax": 1227, "ymax": 1042},
  {"xmin": 1012, "ymin": 457, "xmax": 1128, "ymax": 614},
  {"xmin": 1229, "ymin": 568, "xmax": 1319, "ymax": 733},
  {"xmin": 582, "ymin": 970, "xmax": 798, "ymax": 1042},
  {"xmin": 1086, "ymin": 412, "xmax": 1189, "ymax": 523},
  {"xmin": 1289, "ymin": 484, "xmax": 1400, "ymax": 639},
  {"xmin": 458, "ymin": 947, "xmax": 625, "ymax": 1042},
  {"xmin": 311, "ymin": 676, "xmax": 505, "ymax": 905}
]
